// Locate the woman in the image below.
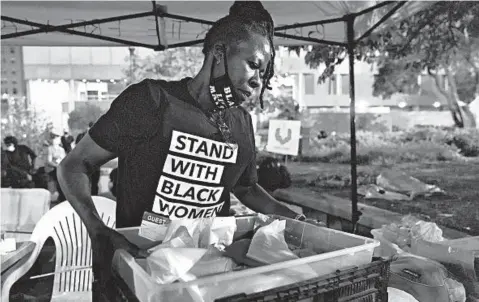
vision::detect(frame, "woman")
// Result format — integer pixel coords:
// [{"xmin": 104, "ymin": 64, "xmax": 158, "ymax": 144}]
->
[{"xmin": 58, "ymin": 2, "xmax": 306, "ymax": 299}]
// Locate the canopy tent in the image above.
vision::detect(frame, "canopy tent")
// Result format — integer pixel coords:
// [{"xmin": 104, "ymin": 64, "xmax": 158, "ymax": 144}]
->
[
  {"xmin": 2, "ymin": 1, "xmax": 430, "ymax": 48},
  {"xmin": 1, "ymin": 1, "xmax": 434, "ymax": 231}
]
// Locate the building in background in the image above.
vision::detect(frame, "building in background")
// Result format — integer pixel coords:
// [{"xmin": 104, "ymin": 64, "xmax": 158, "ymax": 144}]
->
[
  {"xmin": 22, "ymin": 46, "xmax": 155, "ymax": 131},
  {"xmin": 276, "ymin": 47, "xmax": 447, "ymax": 112},
  {"xmin": 2, "ymin": 45, "xmax": 451, "ymax": 133},
  {"xmin": 1, "ymin": 46, "xmax": 27, "ymax": 121}
]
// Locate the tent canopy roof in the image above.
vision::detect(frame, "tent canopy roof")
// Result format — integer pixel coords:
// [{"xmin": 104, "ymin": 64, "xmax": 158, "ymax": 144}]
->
[{"xmin": 2, "ymin": 1, "xmax": 433, "ymax": 49}]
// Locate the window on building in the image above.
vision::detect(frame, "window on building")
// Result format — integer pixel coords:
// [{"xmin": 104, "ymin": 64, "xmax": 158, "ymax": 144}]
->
[
  {"xmin": 341, "ymin": 74, "xmax": 350, "ymax": 95},
  {"xmin": 12, "ymin": 88, "xmax": 17, "ymax": 95},
  {"xmin": 304, "ymin": 73, "xmax": 315, "ymax": 95},
  {"xmin": 10, "ymin": 57, "xmax": 15, "ymax": 64},
  {"xmin": 10, "ymin": 47, "xmax": 15, "ymax": 54},
  {"xmin": 100, "ymin": 91, "xmax": 108, "ymax": 101},
  {"xmin": 87, "ymin": 90, "xmax": 99, "ymax": 101},
  {"xmin": 11, "ymin": 70, "xmax": 16, "ymax": 75},
  {"xmin": 328, "ymin": 75, "xmax": 337, "ymax": 95}
]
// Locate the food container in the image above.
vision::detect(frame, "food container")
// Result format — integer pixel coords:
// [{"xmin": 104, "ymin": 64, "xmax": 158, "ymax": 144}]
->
[{"xmin": 113, "ymin": 215, "xmax": 379, "ymax": 302}]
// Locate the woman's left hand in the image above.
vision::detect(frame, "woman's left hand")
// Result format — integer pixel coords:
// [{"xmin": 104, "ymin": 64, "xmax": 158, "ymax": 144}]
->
[{"xmin": 304, "ymin": 218, "xmax": 326, "ymax": 227}]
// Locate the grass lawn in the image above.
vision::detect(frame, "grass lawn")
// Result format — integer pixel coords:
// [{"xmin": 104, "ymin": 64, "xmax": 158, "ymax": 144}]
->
[{"xmin": 286, "ymin": 160, "xmax": 479, "ymax": 236}]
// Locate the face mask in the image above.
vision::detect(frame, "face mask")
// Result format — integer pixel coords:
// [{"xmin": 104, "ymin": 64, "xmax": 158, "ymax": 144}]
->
[
  {"xmin": 209, "ymin": 54, "xmax": 240, "ymax": 111},
  {"xmin": 6, "ymin": 145, "xmax": 15, "ymax": 152}
]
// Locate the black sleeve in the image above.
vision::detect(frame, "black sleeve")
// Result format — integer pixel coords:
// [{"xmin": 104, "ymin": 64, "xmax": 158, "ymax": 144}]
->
[
  {"xmin": 21, "ymin": 145, "xmax": 37, "ymax": 159},
  {"xmin": 89, "ymin": 79, "xmax": 166, "ymax": 154},
  {"xmin": 236, "ymin": 112, "xmax": 258, "ymax": 187}
]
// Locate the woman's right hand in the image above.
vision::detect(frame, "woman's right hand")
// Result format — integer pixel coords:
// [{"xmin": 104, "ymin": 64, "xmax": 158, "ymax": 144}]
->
[{"xmin": 91, "ymin": 226, "xmax": 149, "ymax": 260}]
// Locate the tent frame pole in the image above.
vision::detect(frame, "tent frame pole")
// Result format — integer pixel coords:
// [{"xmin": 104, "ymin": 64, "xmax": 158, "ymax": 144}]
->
[{"xmin": 346, "ymin": 14, "xmax": 361, "ymax": 232}]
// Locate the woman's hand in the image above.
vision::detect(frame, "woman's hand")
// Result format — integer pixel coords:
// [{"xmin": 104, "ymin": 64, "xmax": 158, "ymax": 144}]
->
[
  {"xmin": 304, "ymin": 218, "xmax": 326, "ymax": 227},
  {"xmin": 91, "ymin": 226, "xmax": 149, "ymax": 259}
]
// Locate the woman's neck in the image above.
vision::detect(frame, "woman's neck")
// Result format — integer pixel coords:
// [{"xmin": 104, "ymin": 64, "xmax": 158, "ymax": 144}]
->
[{"xmin": 187, "ymin": 57, "xmax": 216, "ymax": 112}]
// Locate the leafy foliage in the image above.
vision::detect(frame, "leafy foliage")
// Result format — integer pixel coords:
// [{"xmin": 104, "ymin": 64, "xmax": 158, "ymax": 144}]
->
[
  {"xmin": 299, "ymin": 127, "xmax": 479, "ymax": 165},
  {"xmin": 1, "ymin": 97, "xmax": 52, "ymax": 159},
  {"xmin": 293, "ymin": 1, "xmax": 479, "ymax": 128},
  {"xmin": 124, "ymin": 47, "xmax": 203, "ymax": 84},
  {"xmin": 244, "ymin": 72, "xmax": 299, "ymax": 119},
  {"xmin": 67, "ymin": 103, "xmax": 105, "ymax": 132}
]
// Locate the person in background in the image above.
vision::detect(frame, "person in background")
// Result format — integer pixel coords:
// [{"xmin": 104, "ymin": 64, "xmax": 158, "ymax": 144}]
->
[
  {"xmin": 46, "ymin": 132, "xmax": 66, "ymax": 202},
  {"xmin": 2, "ymin": 136, "xmax": 36, "ymax": 188},
  {"xmin": 76, "ymin": 121, "xmax": 101, "ymax": 195},
  {"xmin": 1, "ymin": 148, "xmax": 11, "ymax": 187},
  {"xmin": 99, "ymin": 168, "xmax": 118, "ymax": 201},
  {"xmin": 61, "ymin": 130, "xmax": 74, "ymax": 154},
  {"xmin": 257, "ymin": 157, "xmax": 292, "ymax": 193}
]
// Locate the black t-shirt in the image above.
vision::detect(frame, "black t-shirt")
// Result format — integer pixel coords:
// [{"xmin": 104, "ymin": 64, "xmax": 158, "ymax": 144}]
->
[
  {"xmin": 5, "ymin": 145, "xmax": 36, "ymax": 173},
  {"xmin": 90, "ymin": 78, "xmax": 257, "ymax": 228}
]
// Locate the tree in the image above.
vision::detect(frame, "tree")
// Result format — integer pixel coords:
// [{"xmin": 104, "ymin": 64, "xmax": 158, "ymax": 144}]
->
[
  {"xmin": 243, "ymin": 72, "xmax": 299, "ymax": 118},
  {"xmin": 1, "ymin": 96, "xmax": 52, "ymax": 159},
  {"xmin": 123, "ymin": 47, "xmax": 204, "ymax": 84},
  {"xmin": 67, "ymin": 103, "xmax": 105, "ymax": 132},
  {"xmin": 293, "ymin": 1, "xmax": 479, "ymax": 128}
]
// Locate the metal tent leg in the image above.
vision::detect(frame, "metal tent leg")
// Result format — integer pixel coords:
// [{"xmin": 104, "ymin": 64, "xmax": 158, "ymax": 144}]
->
[{"xmin": 346, "ymin": 14, "xmax": 361, "ymax": 232}]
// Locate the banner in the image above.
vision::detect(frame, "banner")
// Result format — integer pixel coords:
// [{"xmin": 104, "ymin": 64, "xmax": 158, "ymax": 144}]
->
[{"xmin": 266, "ymin": 120, "xmax": 301, "ymax": 156}]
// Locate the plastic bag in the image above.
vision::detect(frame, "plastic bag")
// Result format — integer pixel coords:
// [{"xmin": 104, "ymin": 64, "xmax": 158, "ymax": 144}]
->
[
  {"xmin": 188, "ymin": 246, "xmax": 236, "ymax": 277},
  {"xmin": 246, "ymin": 219, "xmax": 298, "ymax": 264},
  {"xmin": 148, "ymin": 226, "xmax": 196, "ymax": 253},
  {"xmin": 146, "ymin": 247, "xmax": 207, "ymax": 284},
  {"xmin": 198, "ymin": 217, "xmax": 237, "ymax": 250},
  {"xmin": 376, "ymin": 170, "xmax": 444, "ymax": 199},
  {"xmin": 388, "ymin": 287, "xmax": 419, "ymax": 302},
  {"xmin": 358, "ymin": 184, "xmax": 410, "ymax": 201},
  {"xmin": 162, "ymin": 218, "xmax": 237, "ymax": 250},
  {"xmin": 371, "ymin": 215, "xmax": 445, "ymax": 258},
  {"xmin": 224, "ymin": 239, "xmax": 266, "ymax": 267},
  {"xmin": 389, "ymin": 254, "xmax": 466, "ymax": 302},
  {"xmin": 163, "ymin": 218, "xmax": 212, "ymax": 247},
  {"xmin": 411, "ymin": 221, "xmax": 444, "ymax": 243}
]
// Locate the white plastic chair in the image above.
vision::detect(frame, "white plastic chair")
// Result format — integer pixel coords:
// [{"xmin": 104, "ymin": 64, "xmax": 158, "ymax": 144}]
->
[
  {"xmin": 1, "ymin": 196, "xmax": 116, "ymax": 302},
  {"xmin": 1, "ymin": 188, "xmax": 51, "ymax": 241}
]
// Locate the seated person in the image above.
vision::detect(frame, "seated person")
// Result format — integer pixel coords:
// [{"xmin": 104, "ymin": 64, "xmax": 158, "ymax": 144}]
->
[{"xmin": 2, "ymin": 136, "xmax": 36, "ymax": 188}]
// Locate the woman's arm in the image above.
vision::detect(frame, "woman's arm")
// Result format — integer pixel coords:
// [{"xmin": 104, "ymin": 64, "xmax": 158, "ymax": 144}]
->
[
  {"xmin": 234, "ymin": 183, "xmax": 301, "ymax": 219},
  {"xmin": 57, "ymin": 133, "xmax": 116, "ymax": 234}
]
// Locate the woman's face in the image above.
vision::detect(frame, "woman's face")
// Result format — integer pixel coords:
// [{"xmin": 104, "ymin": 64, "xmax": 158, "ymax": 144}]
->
[{"xmin": 223, "ymin": 33, "xmax": 272, "ymax": 104}]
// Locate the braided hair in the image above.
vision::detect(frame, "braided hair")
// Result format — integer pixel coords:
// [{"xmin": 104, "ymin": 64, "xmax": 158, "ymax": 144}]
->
[{"xmin": 202, "ymin": 1, "xmax": 275, "ymax": 108}]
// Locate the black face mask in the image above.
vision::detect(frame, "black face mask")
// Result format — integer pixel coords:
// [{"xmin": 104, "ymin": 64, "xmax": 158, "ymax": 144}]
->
[{"xmin": 208, "ymin": 56, "xmax": 240, "ymax": 111}]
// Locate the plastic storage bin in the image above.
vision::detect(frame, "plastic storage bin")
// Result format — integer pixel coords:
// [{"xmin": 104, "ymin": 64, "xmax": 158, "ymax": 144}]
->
[{"xmin": 113, "ymin": 215, "xmax": 380, "ymax": 302}]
